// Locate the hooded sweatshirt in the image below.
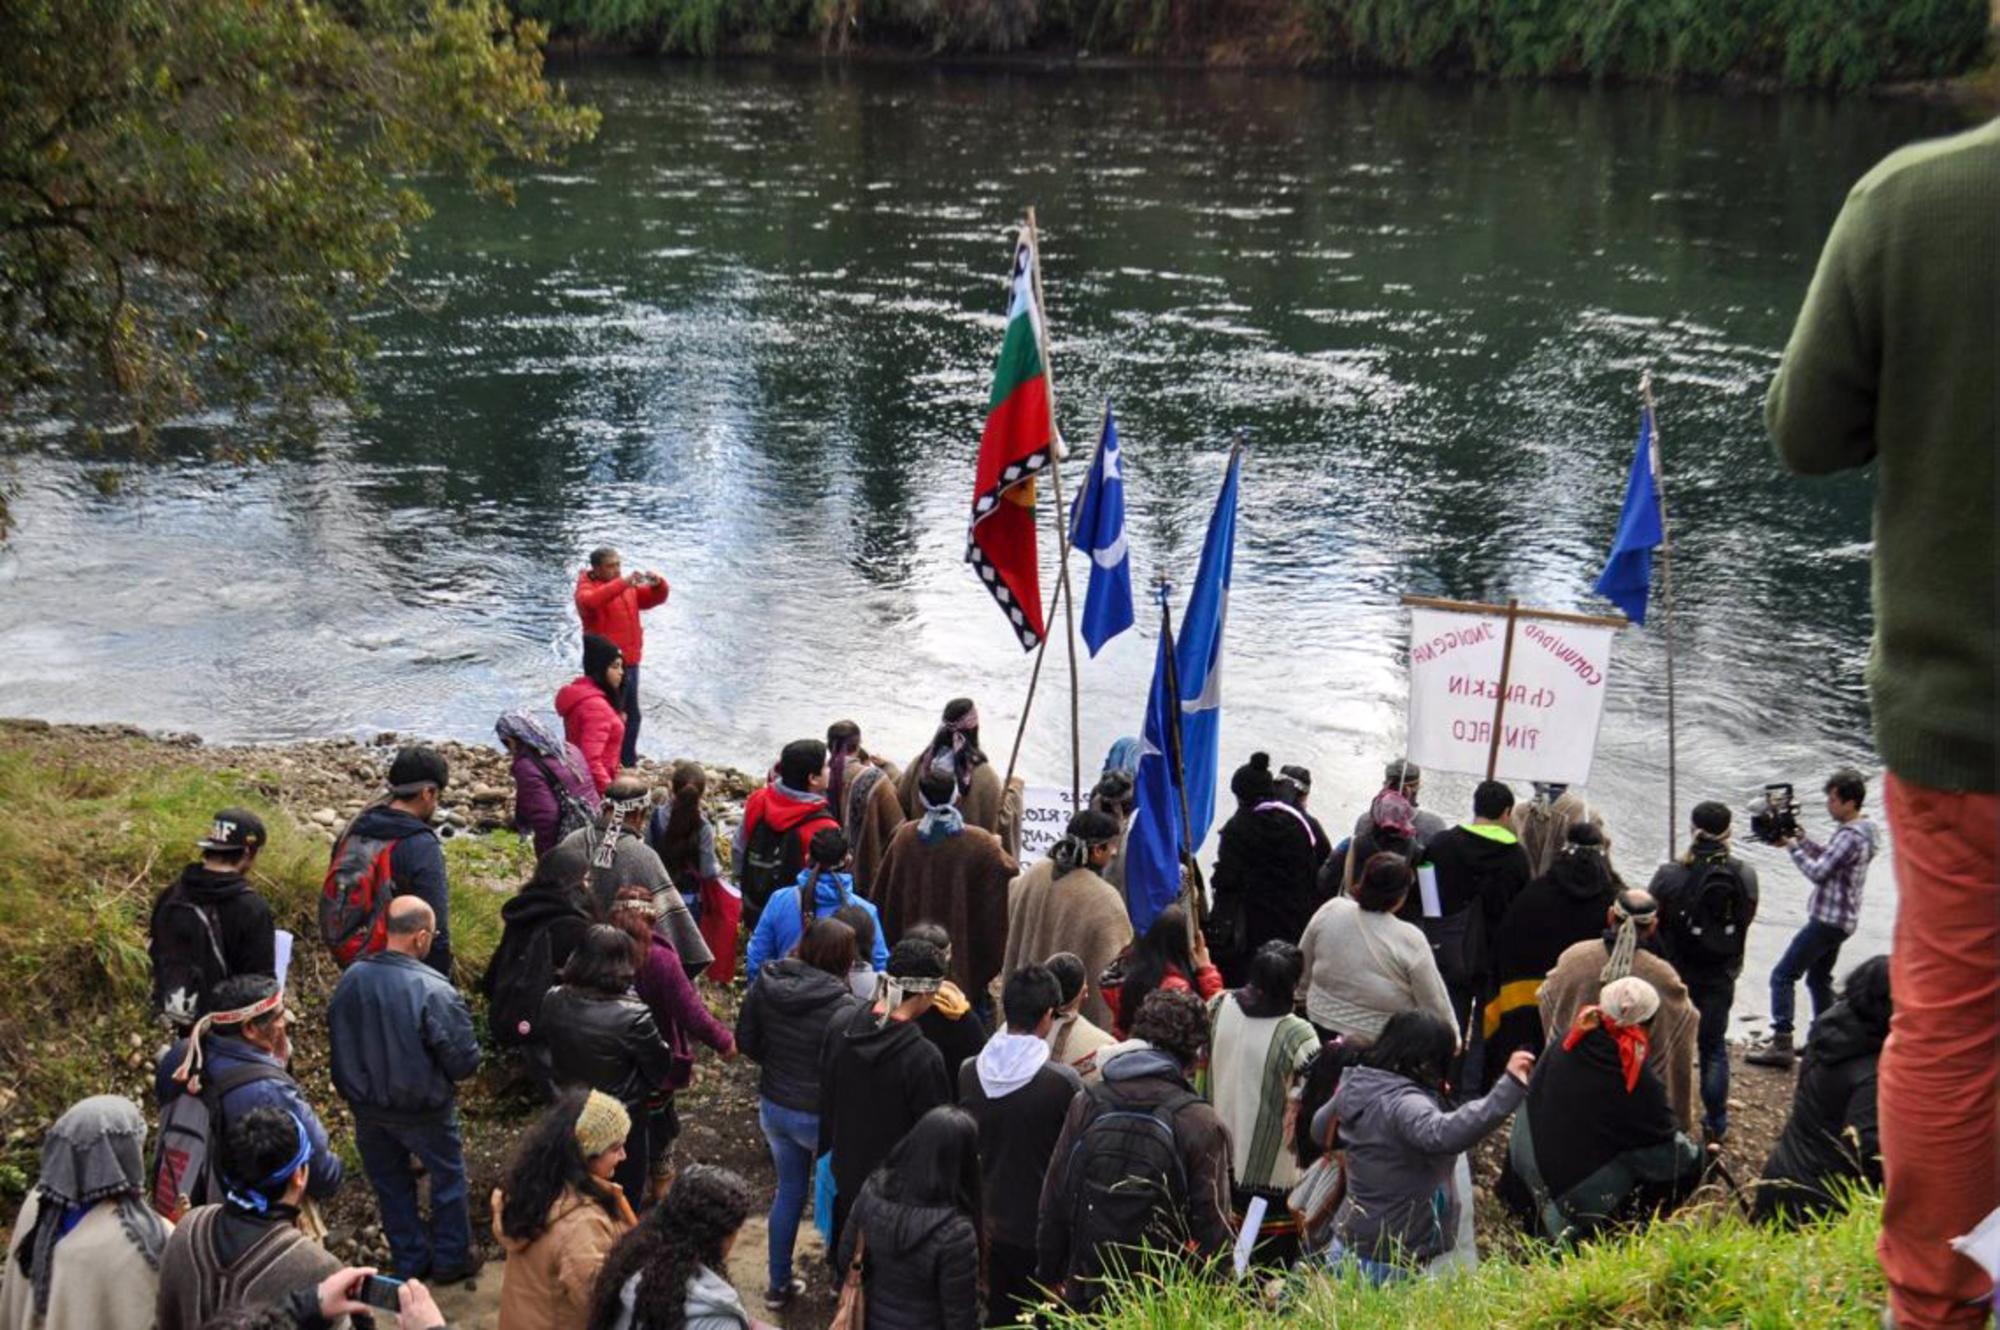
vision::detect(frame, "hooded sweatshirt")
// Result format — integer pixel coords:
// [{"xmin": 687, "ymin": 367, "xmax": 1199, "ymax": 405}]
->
[
  {"xmin": 148, "ymin": 863, "xmax": 277, "ymax": 1023},
  {"xmin": 833, "ymin": 1180, "xmax": 980, "ymax": 1330},
  {"xmin": 744, "ymin": 868, "xmax": 887, "ymax": 982},
  {"xmin": 735, "ymin": 958, "xmax": 862, "ymax": 1113},
  {"xmin": 1407, "ymin": 822, "xmax": 1532, "ymax": 992},
  {"xmin": 818, "ymin": 1005, "xmax": 950, "ymax": 1206},
  {"xmin": 555, "ymin": 675, "xmax": 625, "ymax": 794},
  {"xmin": 1323, "ymin": 1064, "xmax": 1524, "ymax": 1265},
  {"xmin": 959, "ymin": 1033, "xmax": 1083, "ymax": 1250},
  {"xmin": 340, "ymin": 805, "xmax": 452, "ymax": 977},
  {"xmin": 1486, "ymin": 849, "xmax": 1622, "ymax": 1054},
  {"xmin": 1755, "ymin": 996, "xmax": 1887, "ymax": 1221}
]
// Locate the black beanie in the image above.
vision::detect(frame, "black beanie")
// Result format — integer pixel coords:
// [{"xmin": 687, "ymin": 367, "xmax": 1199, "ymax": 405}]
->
[
  {"xmin": 1230, "ymin": 752, "xmax": 1275, "ymax": 805},
  {"xmin": 1692, "ymin": 800, "xmax": 1732, "ymax": 838},
  {"xmin": 582, "ymin": 634, "xmax": 623, "ymax": 691}
]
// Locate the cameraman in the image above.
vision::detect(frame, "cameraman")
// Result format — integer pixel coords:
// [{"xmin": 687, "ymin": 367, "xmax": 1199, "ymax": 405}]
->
[{"xmin": 1747, "ymin": 770, "xmax": 1878, "ymax": 1071}]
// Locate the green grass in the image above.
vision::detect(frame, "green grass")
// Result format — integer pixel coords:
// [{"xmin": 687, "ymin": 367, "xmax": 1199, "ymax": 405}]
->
[
  {"xmin": 0, "ymin": 729, "xmax": 527, "ymax": 1206},
  {"xmin": 1050, "ymin": 1197, "xmax": 1887, "ymax": 1329}
]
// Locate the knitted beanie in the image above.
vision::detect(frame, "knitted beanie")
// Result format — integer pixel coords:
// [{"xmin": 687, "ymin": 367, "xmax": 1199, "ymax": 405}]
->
[{"xmin": 574, "ymin": 1090, "xmax": 631, "ymax": 1159}]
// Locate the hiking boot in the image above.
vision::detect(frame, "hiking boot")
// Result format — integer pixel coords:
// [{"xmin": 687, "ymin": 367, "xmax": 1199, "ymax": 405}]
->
[
  {"xmin": 429, "ymin": 1255, "xmax": 486, "ymax": 1285},
  {"xmin": 764, "ymin": 1278, "xmax": 805, "ymax": 1311},
  {"xmin": 1747, "ymin": 1031, "xmax": 1796, "ymax": 1068}
]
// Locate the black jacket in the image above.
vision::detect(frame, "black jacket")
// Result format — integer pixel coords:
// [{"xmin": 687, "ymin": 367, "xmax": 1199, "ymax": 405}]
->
[
  {"xmin": 149, "ymin": 864, "xmax": 277, "ymax": 1023},
  {"xmin": 736, "ymin": 959, "xmax": 862, "ymax": 1113},
  {"xmin": 1648, "ymin": 847, "xmax": 1761, "ymax": 981},
  {"xmin": 918, "ymin": 1002, "xmax": 989, "ymax": 1099},
  {"xmin": 834, "ymin": 1179, "xmax": 979, "ymax": 1330},
  {"xmin": 327, "ymin": 951, "xmax": 480, "ymax": 1122},
  {"xmin": 1409, "ymin": 824, "xmax": 1532, "ymax": 987},
  {"xmin": 479, "ymin": 884, "xmax": 592, "ymax": 1023},
  {"xmin": 819, "ymin": 1006, "xmax": 950, "ymax": 1205},
  {"xmin": 537, "ymin": 984, "xmax": 677, "ymax": 1106},
  {"xmin": 1754, "ymin": 998, "xmax": 1885, "ymax": 1223},
  {"xmin": 1210, "ymin": 804, "xmax": 1321, "ymax": 985},
  {"xmin": 959, "ymin": 1056, "xmax": 1084, "ymax": 1249},
  {"xmin": 1486, "ymin": 851, "xmax": 1620, "ymax": 1058}
]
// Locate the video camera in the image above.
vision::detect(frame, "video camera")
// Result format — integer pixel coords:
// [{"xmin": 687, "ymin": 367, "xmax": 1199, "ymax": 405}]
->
[{"xmin": 1747, "ymin": 783, "xmax": 1802, "ymax": 846}]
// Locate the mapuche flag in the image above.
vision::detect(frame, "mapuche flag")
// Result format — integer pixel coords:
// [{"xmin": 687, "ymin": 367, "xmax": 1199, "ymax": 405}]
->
[{"xmin": 966, "ymin": 242, "xmax": 1056, "ymax": 652}]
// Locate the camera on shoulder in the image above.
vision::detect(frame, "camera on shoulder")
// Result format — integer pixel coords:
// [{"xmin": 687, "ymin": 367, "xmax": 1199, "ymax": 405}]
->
[{"xmin": 1747, "ymin": 783, "xmax": 1802, "ymax": 846}]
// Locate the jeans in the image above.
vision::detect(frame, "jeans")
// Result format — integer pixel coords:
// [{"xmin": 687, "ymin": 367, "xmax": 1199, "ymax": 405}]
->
[
  {"xmin": 1685, "ymin": 972, "xmax": 1736, "ymax": 1135},
  {"xmin": 1768, "ymin": 919, "xmax": 1847, "ymax": 1035},
  {"xmin": 759, "ymin": 1098, "xmax": 818, "ymax": 1290},
  {"xmin": 1878, "ymin": 774, "xmax": 2000, "ymax": 1330},
  {"xmin": 354, "ymin": 1111, "xmax": 471, "ymax": 1279},
  {"xmin": 619, "ymin": 662, "xmax": 643, "ymax": 766}
]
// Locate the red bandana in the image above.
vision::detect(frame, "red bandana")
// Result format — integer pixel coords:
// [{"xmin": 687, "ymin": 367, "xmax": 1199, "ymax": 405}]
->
[{"xmin": 1563, "ymin": 1006, "xmax": 1651, "ymax": 1093}]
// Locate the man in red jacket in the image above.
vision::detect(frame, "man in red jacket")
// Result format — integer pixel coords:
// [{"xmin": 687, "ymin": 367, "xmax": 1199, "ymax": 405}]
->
[{"xmin": 574, "ymin": 546, "xmax": 668, "ymax": 766}]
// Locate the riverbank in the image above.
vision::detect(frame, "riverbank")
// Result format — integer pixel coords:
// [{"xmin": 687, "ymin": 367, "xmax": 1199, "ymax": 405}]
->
[
  {"xmin": 523, "ymin": 0, "xmax": 1994, "ymax": 92},
  {"xmin": 0, "ymin": 717, "xmax": 1827, "ymax": 1327}
]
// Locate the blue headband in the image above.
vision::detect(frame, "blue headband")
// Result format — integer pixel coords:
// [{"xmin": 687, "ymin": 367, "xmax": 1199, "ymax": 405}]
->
[{"xmin": 222, "ymin": 1115, "xmax": 312, "ymax": 1215}]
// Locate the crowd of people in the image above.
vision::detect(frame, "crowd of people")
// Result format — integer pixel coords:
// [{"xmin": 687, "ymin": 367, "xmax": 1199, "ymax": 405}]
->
[
  {"xmin": 3, "ymin": 106, "xmax": 1997, "ymax": 1330},
  {"xmin": 0, "ymin": 673, "xmax": 1901, "ymax": 1330}
]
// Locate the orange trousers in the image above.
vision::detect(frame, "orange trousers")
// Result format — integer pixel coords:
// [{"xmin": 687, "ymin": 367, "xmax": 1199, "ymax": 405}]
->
[{"xmin": 1878, "ymin": 772, "xmax": 2000, "ymax": 1329}]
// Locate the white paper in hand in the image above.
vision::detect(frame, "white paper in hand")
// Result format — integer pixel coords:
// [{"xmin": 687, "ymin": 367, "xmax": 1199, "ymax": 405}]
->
[
  {"xmin": 1232, "ymin": 1195, "xmax": 1267, "ymax": 1278},
  {"xmin": 1950, "ymin": 1205, "xmax": 2000, "ymax": 1281},
  {"xmin": 1418, "ymin": 864, "xmax": 1443, "ymax": 919},
  {"xmin": 273, "ymin": 930, "xmax": 294, "ymax": 988}
]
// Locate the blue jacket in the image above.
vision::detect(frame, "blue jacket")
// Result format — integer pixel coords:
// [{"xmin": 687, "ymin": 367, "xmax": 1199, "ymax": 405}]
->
[
  {"xmin": 153, "ymin": 1034, "xmax": 344, "ymax": 1200},
  {"xmin": 327, "ymin": 950, "xmax": 480, "ymax": 1121},
  {"xmin": 745, "ymin": 869, "xmax": 886, "ymax": 983},
  {"xmin": 347, "ymin": 805, "xmax": 453, "ymax": 977}
]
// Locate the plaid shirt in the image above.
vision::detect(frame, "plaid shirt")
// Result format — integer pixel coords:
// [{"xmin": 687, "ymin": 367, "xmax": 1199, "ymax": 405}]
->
[{"xmin": 1789, "ymin": 819, "xmax": 1877, "ymax": 935}]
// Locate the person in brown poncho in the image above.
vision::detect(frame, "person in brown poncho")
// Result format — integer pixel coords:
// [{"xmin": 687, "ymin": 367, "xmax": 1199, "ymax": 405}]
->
[
  {"xmin": 997, "ymin": 809, "xmax": 1131, "ymax": 1031},
  {"xmin": 895, "ymin": 698, "xmax": 1024, "ymax": 854},
  {"xmin": 826, "ymin": 719, "xmax": 905, "ymax": 898},
  {"xmin": 1538, "ymin": 888, "xmax": 1700, "ymax": 1133},
  {"xmin": 872, "ymin": 766, "xmax": 1018, "ymax": 1006}
]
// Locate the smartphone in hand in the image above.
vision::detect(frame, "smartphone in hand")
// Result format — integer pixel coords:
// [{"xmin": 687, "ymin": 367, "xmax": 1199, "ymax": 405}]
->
[{"xmin": 359, "ymin": 1274, "xmax": 404, "ymax": 1313}]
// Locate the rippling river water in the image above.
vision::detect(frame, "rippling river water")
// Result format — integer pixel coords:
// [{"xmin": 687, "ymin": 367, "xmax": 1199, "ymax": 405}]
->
[{"xmin": 0, "ymin": 62, "xmax": 1968, "ymax": 1009}]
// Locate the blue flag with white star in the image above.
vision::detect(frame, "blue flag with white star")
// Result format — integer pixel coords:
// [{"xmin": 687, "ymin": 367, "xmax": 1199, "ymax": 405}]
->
[{"xmin": 1069, "ymin": 404, "xmax": 1135, "ymax": 656}]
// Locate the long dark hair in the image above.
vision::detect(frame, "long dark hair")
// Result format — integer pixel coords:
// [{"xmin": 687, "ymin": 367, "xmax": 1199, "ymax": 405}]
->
[
  {"xmin": 500, "ymin": 1090, "xmax": 623, "ymax": 1242},
  {"xmin": 1121, "ymin": 904, "xmax": 1197, "ymax": 1029},
  {"xmin": 826, "ymin": 720, "xmax": 862, "ymax": 830},
  {"xmin": 871, "ymin": 1106, "xmax": 982, "ymax": 1243},
  {"xmin": 656, "ymin": 761, "xmax": 707, "ymax": 888},
  {"xmin": 563, "ymin": 923, "xmax": 638, "ymax": 996},
  {"xmin": 924, "ymin": 698, "xmax": 987, "ymax": 793},
  {"xmin": 585, "ymin": 1165, "xmax": 753, "ymax": 1330},
  {"xmin": 798, "ymin": 827, "xmax": 851, "ymax": 929},
  {"xmin": 1366, "ymin": 1010, "xmax": 1457, "ymax": 1097},
  {"xmin": 1237, "ymin": 940, "xmax": 1303, "ymax": 1019}
]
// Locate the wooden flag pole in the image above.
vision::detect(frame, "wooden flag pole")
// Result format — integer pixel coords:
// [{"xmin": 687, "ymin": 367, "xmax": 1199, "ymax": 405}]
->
[
  {"xmin": 1484, "ymin": 597, "xmax": 1522, "ymax": 781},
  {"xmin": 1646, "ymin": 369, "xmax": 1681, "ymax": 861},
  {"xmin": 1000, "ymin": 210, "xmax": 1084, "ymax": 808}
]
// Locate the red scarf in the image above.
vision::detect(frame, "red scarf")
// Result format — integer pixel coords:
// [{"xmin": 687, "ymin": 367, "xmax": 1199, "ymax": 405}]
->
[{"xmin": 1562, "ymin": 1006, "xmax": 1651, "ymax": 1093}]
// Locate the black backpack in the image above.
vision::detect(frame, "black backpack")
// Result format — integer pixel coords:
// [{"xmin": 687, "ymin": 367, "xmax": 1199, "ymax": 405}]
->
[
  {"xmin": 149, "ymin": 1061, "xmax": 291, "ymax": 1220},
  {"xmin": 484, "ymin": 923, "xmax": 565, "ymax": 1050},
  {"xmin": 738, "ymin": 805, "xmax": 835, "ymax": 927},
  {"xmin": 1674, "ymin": 860, "xmax": 1752, "ymax": 962},
  {"xmin": 1057, "ymin": 1083, "xmax": 1200, "ymax": 1307},
  {"xmin": 523, "ymin": 748, "xmax": 596, "ymax": 845},
  {"xmin": 149, "ymin": 889, "xmax": 229, "ymax": 1029}
]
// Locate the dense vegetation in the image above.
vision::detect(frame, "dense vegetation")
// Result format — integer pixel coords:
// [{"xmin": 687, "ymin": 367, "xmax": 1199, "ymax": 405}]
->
[
  {"xmin": 1053, "ymin": 1193, "xmax": 1890, "ymax": 1329},
  {"xmin": 519, "ymin": 0, "xmax": 1992, "ymax": 88},
  {"xmin": 0, "ymin": 0, "xmax": 597, "ymax": 448}
]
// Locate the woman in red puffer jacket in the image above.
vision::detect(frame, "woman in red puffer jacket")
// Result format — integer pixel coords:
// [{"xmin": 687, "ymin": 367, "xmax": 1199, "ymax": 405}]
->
[{"xmin": 556, "ymin": 633, "xmax": 626, "ymax": 794}]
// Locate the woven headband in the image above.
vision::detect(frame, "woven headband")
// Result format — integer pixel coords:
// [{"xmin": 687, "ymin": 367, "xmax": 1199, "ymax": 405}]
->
[{"xmin": 173, "ymin": 990, "xmax": 284, "ymax": 1089}]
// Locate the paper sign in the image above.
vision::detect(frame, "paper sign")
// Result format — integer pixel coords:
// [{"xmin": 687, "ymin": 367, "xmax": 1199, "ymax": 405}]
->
[
  {"xmin": 1016, "ymin": 785, "xmax": 1082, "ymax": 862},
  {"xmin": 1405, "ymin": 605, "xmax": 1618, "ymax": 785},
  {"xmin": 1417, "ymin": 864, "xmax": 1442, "ymax": 919},
  {"xmin": 1232, "ymin": 1195, "xmax": 1268, "ymax": 1277},
  {"xmin": 274, "ymin": 930, "xmax": 294, "ymax": 988}
]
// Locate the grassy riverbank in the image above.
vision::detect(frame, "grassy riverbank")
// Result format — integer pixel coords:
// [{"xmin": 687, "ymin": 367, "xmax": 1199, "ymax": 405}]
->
[
  {"xmin": 519, "ymin": 0, "xmax": 1992, "ymax": 89},
  {"xmin": 1059, "ymin": 1195, "xmax": 1887, "ymax": 1328}
]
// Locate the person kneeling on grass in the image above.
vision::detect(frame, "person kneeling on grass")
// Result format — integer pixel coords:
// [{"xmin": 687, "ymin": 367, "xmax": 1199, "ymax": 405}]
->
[
  {"xmin": 1315, "ymin": 1010, "xmax": 1531, "ymax": 1284},
  {"xmin": 1497, "ymin": 976, "xmax": 1702, "ymax": 1245}
]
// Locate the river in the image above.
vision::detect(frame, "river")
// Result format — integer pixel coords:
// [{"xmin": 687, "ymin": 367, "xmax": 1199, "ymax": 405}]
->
[{"xmin": 0, "ymin": 62, "xmax": 1969, "ymax": 1017}]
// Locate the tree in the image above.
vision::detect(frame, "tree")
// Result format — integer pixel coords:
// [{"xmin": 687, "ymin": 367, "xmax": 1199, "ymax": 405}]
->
[{"xmin": 0, "ymin": 0, "xmax": 599, "ymax": 445}]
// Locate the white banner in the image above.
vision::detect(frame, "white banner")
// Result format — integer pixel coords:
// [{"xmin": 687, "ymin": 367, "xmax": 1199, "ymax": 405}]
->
[
  {"xmin": 1405, "ymin": 605, "xmax": 1618, "ymax": 786},
  {"xmin": 1017, "ymin": 785, "xmax": 1081, "ymax": 862}
]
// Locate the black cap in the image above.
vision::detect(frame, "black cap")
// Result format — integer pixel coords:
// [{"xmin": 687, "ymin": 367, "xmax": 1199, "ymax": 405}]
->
[
  {"xmin": 388, "ymin": 745, "xmax": 450, "ymax": 797},
  {"xmin": 198, "ymin": 808, "xmax": 268, "ymax": 853},
  {"xmin": 1692, "ymin": 801, "xmax": 1732, "ymax": 837}
]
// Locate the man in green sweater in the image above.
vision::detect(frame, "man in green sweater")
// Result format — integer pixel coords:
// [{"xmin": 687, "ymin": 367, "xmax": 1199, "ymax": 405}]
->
[{"xmin": 1766, "ymin": 115, "xmax": 1997, "ymax": 1330}]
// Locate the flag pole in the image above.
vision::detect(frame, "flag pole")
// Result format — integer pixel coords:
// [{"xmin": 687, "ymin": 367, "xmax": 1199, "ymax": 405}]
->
[
  {"xmin": 1001, "ymin": 206, "xmax": 1084, "ymax": 808},
  {"xmin": 1646, "ymin": 369, "xmax": 1680, "ymax": 861},
  {"xmin": 1154, "ymin": 573, "xmax": 1201, "ymax": 939}
]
